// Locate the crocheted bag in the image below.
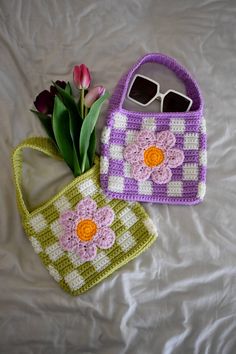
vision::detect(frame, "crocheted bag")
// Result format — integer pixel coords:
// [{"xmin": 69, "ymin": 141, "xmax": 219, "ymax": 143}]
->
[
  {"xmin": 12, "ymin": 137, "xmax": 157, "ymax": 296},
  {"xmin": 100, "ymin": 53, "xmax": 207, "ymax": 205}
]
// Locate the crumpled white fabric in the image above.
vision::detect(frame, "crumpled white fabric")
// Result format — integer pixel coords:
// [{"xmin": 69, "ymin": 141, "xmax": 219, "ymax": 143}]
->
[{"xmin": 1, "ymin": 0, "xmax": 236, "ymax": 353}]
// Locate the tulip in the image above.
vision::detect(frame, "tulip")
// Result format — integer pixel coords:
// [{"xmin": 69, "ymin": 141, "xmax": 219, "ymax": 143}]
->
[
  {"xmin": 84, "ymin": 86, "xmax": 105, "ymax": 108},
  {"xmin": 34, "ymin": 90, "xmax": 54, "ymax": 115},
  {"xmin": 50, "ymin": 80, "xmax": 67, "ymax": 96},
  {"xmin": 73, "ymin": 64, "xmax": 91, "ymax": 89}
]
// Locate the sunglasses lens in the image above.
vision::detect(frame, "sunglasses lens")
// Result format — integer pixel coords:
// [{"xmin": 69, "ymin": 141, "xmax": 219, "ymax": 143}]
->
[
  {"xmin": 163, "ymin": 91, "xmax": 192, "ymax": 112},
  {"xmin": 129, "ymin": 76, "xmax": 158, "ymax": 105}
]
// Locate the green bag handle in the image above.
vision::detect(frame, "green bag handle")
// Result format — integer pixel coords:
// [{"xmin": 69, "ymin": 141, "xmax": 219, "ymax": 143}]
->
[{"xmin": 12, "ymin": 137, "xmax": 62, "ymax": 218}]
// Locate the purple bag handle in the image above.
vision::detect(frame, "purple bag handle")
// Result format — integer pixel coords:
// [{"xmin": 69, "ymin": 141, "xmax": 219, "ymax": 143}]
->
[{"xmin": 109, "ymin": 53, "xmax": 203, "ymax": 114}]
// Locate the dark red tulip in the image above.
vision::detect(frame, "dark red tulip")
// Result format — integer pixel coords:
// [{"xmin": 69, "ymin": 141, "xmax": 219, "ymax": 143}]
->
[
  {"xmin": 34, "ymin": 90, "xmax": 54, "ymax": 115},
  {"xmin": 50, "ymin": 80, "xmax": 67, "ymax": 96}
]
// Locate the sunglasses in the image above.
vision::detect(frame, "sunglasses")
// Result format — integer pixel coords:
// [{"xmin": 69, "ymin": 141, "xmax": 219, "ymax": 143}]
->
[{"xmin": 127, "ymin": 74, "xmax": 193, "ymax": 112}]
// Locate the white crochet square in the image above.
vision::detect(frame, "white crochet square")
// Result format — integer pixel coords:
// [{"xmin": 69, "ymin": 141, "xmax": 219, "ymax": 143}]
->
[
  {"xmin": 119, "ymin": 207, "xmax": 138, "ymax": 228},
  {"xmin": 124, "ymin": 162, "xmax": 132, "ymax": 178},
  {"xmin": 68, "ymin": 251, "xmax": 85, "ymax": 267},
  {"xmin": 108, "ymin": 176, "xmax": 124, "ymax": 193},
  {"xmin": 197, "ymin": 182, "xmax": 206, "ymax": 200},
  {"xmin": 141, "ymin": 117, "xmax": 156, "ymax": 131},
  {"xmin": 78, "ymin": 179, "xmax": 97, "ymax": 197},
  {"xmin": 45, "ymin": 242, "xmax": 64, "ymax": 261},
  {"xmin": 167, "ymin": 181, "xmax": 183, "ymax": 197},
  {"xmin": 200, "ymin": 117, "xmax": 207, "ymax": 134},
  {"xmin": 54, "ymin": 196, "xmax": 71, "ymax": 213},
  {"xmin": 170, "ymin": 118, "xmax": 185, "ymax": 134},
  {"xmin": 113, "ymin": 112, "xmax": 127, "ymax": 129},
  {"xmin": 64, "ymin": 270, "xmax": 85, "ymax": 291},
  {"xmin": 183, "ymin": 163, "xmax": 198, "ymax": 181},
  {"xmin": 48, "ymin": 265, "xmax": 62, "ymax": 282},
  {"xmin": 117, "ymin": 231, "xmax": 136, "ymax": 252},
  {"xmin": 138, "ymin": 180, "xmax": 153, "ymax": 195},
  {"xmin": 125, "ymin": 130, "xmax": 138, "ymax": 145},
  {"xmin": 143, "ymin": 218, "xmax": 158, "ymax": 237},
  {"xmin": 100, "ymin": 156, "xmax": 109, "ymax": 174},
  {"xmin": 29, "ymin": 214, "xmax": 47, "ymax": 233},
  {"xmin": 50, "ymin": 219, "xmax": 63, "ymax": 239},
  {"xmin": 30, "ymin": 237, "xmax": 43, "ymax": 254},
  {"xmin": 92, "ymin": 251, "xmax": 110, "ymax": 272},
  {"xmin": 109, "ymin": 144, "xmax": 123, "ymax": 160},
  {"xmin": 199, "ymin": 150, "xmax": 207, "ymax": 166},
  {"xmin": 101, "ymin": 126, "xmax": 111, "ymax": 144},
  {"xmin": 184, "ymin": 133, "xmax": 199, "ymax": 150}
]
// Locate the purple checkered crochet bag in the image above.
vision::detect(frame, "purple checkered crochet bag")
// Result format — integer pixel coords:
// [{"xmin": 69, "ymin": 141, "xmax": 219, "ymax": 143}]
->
[{"xmin": 100, "ymin": 53, "xmax": 207, "ymax": 205}]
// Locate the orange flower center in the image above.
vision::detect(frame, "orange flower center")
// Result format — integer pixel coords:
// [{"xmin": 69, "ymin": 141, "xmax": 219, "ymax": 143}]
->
[
  {"xmin": 76, "ymin": 219, "xmax": 97, "ymax": 242},
  {"xmin": 144, "ymin": 146, "xmax": 164, "ymax": 167}
]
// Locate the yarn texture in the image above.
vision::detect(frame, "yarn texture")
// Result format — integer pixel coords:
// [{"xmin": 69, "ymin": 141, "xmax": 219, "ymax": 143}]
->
[
  {"xmin": 59, "ymin": 197, "xmax": 116, "ymax": 261},
  {"xmin": 123, "ymin": 130, "xmax": 184, "ymax": 184},
  {"xmin": 100, "ymin": 53, "xmax": 207, "ymax": 205},
  {"xmin": 12, "ymin": 137, "xmax": 157, "ymax": 296}
]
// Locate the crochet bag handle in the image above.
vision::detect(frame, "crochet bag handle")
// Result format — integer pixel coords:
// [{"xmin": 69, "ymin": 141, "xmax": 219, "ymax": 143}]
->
[
  {"xmin": 110, "ymin": 53, "xmax": 203, "ymax": 113},
  {"xmin": 12, "ymin": 137, "xmax": 61, "ymax": 218}
]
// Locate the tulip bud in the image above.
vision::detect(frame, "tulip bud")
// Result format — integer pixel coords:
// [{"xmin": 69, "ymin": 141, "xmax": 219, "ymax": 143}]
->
[
  {"xmin": 84, "ymin": 86, "xmax": 105, "ymax": 108},
  {"xmin": 73, "ymin": 64, "xmax": 91, "ymax": 89}
]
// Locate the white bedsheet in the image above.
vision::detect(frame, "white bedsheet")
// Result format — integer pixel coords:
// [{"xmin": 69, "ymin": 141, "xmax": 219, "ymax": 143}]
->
[{"xmin": 1, "ymin": 1, "xmax": 236, "ymax": 353}]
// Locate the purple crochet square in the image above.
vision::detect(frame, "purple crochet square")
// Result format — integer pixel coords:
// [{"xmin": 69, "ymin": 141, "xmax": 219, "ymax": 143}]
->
[{"xmin": 100, "ymin": 53, "xmax": 207, "ymax": 205}]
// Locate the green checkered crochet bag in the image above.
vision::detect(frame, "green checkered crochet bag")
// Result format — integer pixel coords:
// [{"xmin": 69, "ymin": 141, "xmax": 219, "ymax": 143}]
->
[{"xmin": 12, "ymin": 137, "xmax": 158, "ymax": 296}]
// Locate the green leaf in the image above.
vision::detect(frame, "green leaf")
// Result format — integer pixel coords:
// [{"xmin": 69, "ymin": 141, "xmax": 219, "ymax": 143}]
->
[
  {"xmin": 72, "ymin": 149, "xmax": 81, "ymax": 176},
  {"xmin": 87, "ymin": 129, "xmax": 96, "ymax": 165},
  {"xmin": 52, "ymin": 96, "xmax": 74, "ymax": 172},
  {"xmin": 52, "ymin": 82, "xmax": 84, "ymax": 176},
  {"xmin": 30, "ymin": 109, "xmax": 56, "ymax": 143},
  {"xmin": 65, "ymin": 81, "xmax": 72, "ymax": 95},
  {"xmin": 53, "ymin": 81, "xmax": 82, "ymax": 126},
  {"xmin": 77, "ymin": 89, "xmax": 88, "ymax": 116},
  {"xmin": 79, "ymin": 91, "xmax": 109, "ymax": 172},
  {"xmin": 84, "ymin": 154, "xmax": 90, "ymax": 171},
  {"xmin": 68, "ymin": 110, "xmax": 81, "ymax": 176}
]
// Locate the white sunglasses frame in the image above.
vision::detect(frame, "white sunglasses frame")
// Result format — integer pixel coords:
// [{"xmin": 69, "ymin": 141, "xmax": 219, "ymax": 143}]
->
[{"xmin": 127, "ymin": 74, "xmax": 193, "ymax": 112}]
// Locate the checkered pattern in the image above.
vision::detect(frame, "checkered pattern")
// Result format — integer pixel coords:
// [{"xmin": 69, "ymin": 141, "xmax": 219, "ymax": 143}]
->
[
  {"xmin": 183, "ymin": 163, "xmax": 198, "ymax": 181},
  {"xmin": 23, "ymin": 164, "xmax": 157, "ymax": 296},
  {"xmin": 138, "ymin": 180, "xmax": 153, "ymax": 195},
  {"xmin": 54, "ymin": 196, "xmax": 71, "ymax": 213},
  {"xmin": 100, "ymin": 113, "xmax": 207, "ymax": 204}
]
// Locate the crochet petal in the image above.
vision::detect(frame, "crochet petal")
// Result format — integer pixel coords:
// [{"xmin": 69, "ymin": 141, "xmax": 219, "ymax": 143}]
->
[
  {"xmin": 94, "ymin": 206, "xmax": 115, "ymax": 227},
  {"xmin": 60, "ymin": 233, "xmax": 78, "ymax": 251},
  {"xmin": 166, "ymin": 148, "xmax": 184, "ymax": 168},
  {"xmin": 156, "ymin": 130, "xmax": 176, "ymax": 149},
  {"xmin": 59, "ymin": 210, "xmax": 77, "ymax": 230},
  {"xmin": 132, "ymin": 163, "xmax": 151, "ymax": 181},
  {"xmin": 76, "ymin": 242, "xmax": 97, "ymax": 261},
  {"xmin": 151, "ymin": 165, "xmax": 172, "ymax": 184},
  {"xmin": 95, "ymin": 227, "xmax": 115, "ymax": 249},
  {"xmin": 76, "ymin": 197, "xmax": 97, "ymax": 219},
  {"xmin": 123, "ymin": 143, "xmax": 143, "ymax": 163},
  {"xmin": 136, "ymin": 131, "xmax": 156, "ymax": 149}
]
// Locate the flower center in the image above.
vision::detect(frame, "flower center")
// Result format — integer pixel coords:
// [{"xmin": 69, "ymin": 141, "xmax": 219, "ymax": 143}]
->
[
  {"xmin": 76, "ymin": 219, "xmax": 97, "ymax": 242},
  {"xmin": 144, "ymin": 146, "xmax": 164, "ymax": 167}
]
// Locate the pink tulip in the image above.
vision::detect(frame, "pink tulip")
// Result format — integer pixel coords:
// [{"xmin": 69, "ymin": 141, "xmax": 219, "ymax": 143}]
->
[
  {"xmin": 73, "ymin": 64, "xmax": 91, "ymax": 89},
  {"xmin": 84, "ymin": 86, "xmax": 105, "ymax": 108}
]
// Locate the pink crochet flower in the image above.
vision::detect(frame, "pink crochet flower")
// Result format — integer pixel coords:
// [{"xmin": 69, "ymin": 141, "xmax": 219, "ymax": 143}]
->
[
  {"xmin": 124, "ymin": 130, "xmax": 184, "ymax": 184},
  {"xmin": 59, "ymin": 197, "xmax": 115, "ymax": 261}
]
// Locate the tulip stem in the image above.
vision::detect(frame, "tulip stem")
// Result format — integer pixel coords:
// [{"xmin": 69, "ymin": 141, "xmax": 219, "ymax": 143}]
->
[
  {"xmin": 80, "ymin": 88, "xmax": 84, "ymax": 119},
  {"xmin": 85, "ymin": 106, "xmax": 88, "ymax": 117}
]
